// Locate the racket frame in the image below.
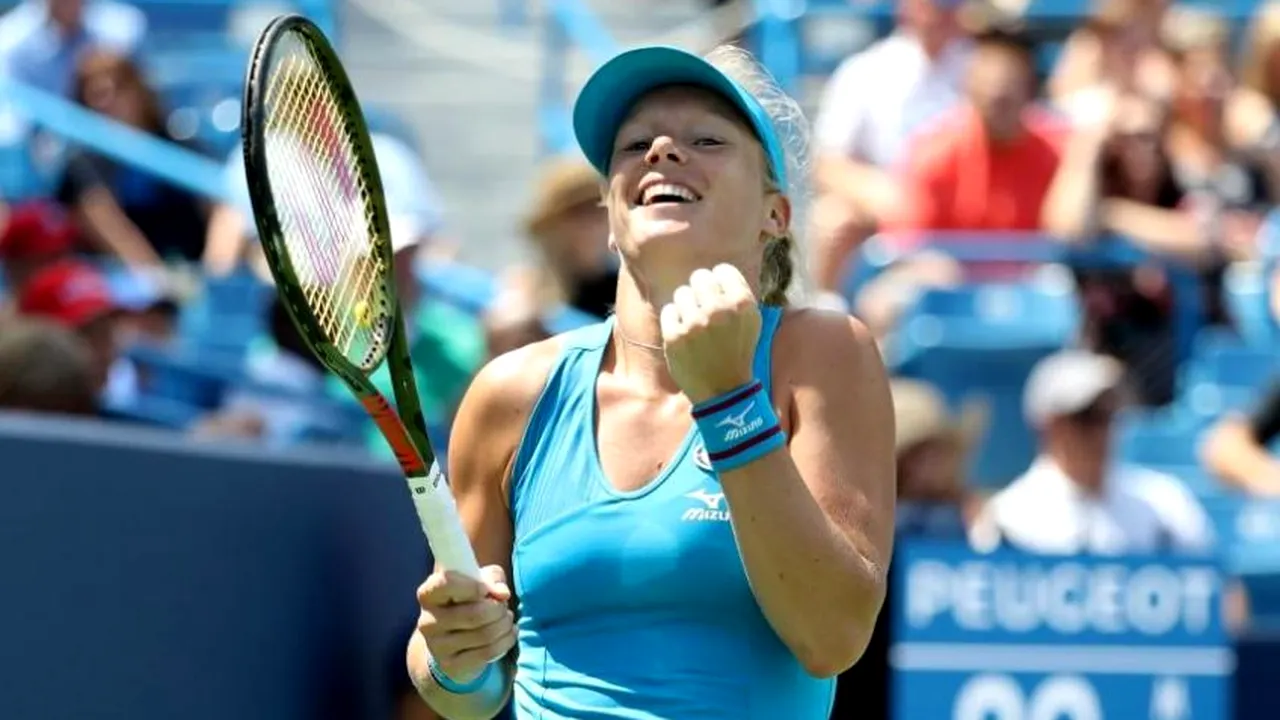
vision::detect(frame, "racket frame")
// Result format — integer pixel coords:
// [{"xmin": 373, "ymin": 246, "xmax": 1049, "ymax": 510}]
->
[{"xmin": 241, "ymin": 13, "xmax": 437, "ymax": 476}]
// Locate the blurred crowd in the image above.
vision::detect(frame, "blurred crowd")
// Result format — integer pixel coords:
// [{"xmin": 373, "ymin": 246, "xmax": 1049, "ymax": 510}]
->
[{"xmin": 5, "ymin": 0, "xmax": 1280, "ymax": 716}]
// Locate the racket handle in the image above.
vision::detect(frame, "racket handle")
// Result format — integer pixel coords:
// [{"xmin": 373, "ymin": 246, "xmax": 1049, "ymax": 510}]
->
[{"xmin": 405, "ymin": 462, "xmax": 482, "ymax": 579}]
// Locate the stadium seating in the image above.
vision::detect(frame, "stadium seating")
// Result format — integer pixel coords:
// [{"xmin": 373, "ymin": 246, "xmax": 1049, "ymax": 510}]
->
[{"xmin": 890, "ymin": 278, "xmax": 1081, "ymax": 485}]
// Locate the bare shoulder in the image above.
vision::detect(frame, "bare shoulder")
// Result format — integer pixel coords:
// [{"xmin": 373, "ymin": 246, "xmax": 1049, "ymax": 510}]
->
[
  {"xmin": 774, "ymin": 307, "xmax": 883, "ymax": 382},
  {"xmin": 453, "ymin": 334, "xmax": 565, "ymax": 438},
  {"xmin": 447, "ymin": 334, "xmax": 567, "ymax": 499}
]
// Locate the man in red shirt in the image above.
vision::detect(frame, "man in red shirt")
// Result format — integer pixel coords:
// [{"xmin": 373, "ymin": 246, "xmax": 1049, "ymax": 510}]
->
[
  {"xmin": 858, "ymin": 28, "xmax": 1067, "ymax": 337},
  {"xmin": 889, "ymin": 27, "xmax": 1067, "ymax": 237}
]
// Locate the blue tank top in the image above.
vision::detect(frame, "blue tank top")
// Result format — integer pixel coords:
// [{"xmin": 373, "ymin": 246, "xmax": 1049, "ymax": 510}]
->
[{"xmin": 508, "ymin": 306, "xmax": 835, "ymax": 719}]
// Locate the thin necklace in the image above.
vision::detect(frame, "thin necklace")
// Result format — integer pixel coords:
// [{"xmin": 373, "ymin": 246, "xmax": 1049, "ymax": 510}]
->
[{"xmin": 612, "ymin": 316, "xmax": 664, "ymax": 352}]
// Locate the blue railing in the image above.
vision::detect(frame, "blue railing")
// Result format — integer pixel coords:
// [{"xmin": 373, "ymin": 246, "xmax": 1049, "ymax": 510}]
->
[{"xmin": 0, "ymin": 78, "xmax": 229, "ymax": 200}]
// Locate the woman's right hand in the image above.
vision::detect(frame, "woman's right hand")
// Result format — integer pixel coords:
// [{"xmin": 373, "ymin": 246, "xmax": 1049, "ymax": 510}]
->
[{"xmin": 415, "ymin": 565, "xmax": 517, "ymax": 683}]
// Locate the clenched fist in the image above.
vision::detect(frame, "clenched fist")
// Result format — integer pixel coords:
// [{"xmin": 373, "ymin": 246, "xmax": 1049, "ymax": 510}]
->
[{"xmin": 659, "ymin": 264, "xmax": 761, "ymax": 405}]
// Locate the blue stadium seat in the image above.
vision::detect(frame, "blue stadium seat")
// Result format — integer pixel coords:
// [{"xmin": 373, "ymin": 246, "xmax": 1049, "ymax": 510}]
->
[
  {"xmin": 1224, "ymin": 262, "xmax": 1273, "ymax": 347},
  {"xmin": 125, "ymin": 344, "xmax": 235, "ymax": 410},
  {"xmin": 0, "ymin": 139, "xmax": 44, "ymax": 201},
  {"xmin": 154, "ymin": 72, "xmax": 244, "ymax": 157},
  {"xmin": 891, "ymin": 282, "xmax": 1080, "ymax": 486},
  {"xmin": 100, "ymin": 391, "xmax": 206, "ymax": 430},
  {"xmin": 1179, "ymin": 331, "xmax": 1277, "ymax": 394},
  {"xmin": 1201, "ymin": 494, "xmax": 1280, "ymax": 621},
  {"xmin": 1114, "ymin": 410, "xmax": 1204, "ymax": 468},
  {"xmin": 177, "ymin": 272, "xmax": 273, "ymax": 359}
]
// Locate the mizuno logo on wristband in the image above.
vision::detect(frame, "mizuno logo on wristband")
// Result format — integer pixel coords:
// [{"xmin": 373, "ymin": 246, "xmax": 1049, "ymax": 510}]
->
[{"xmin": 716, "ymin": 402, "xmax": 764, "ymax": 442}]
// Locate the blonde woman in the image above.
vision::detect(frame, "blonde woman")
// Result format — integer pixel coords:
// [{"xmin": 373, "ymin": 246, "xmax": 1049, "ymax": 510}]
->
[{"xmin": 406, "ymin": 45, "xmax": 895, "ymax": 719}]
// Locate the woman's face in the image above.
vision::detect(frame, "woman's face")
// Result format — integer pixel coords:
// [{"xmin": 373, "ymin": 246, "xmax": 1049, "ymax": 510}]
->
[
  {"xmin": 1109, "ymin": 96, "xmax": 1166, "ymax": 193},
  {"xmin": 82, "ymin": 70, "xmax": 147, "ymax": 128},
  {"xmin": 1176, "ymin": 47, "xmax": 1233, "ymax": 133},
  {"xmin": 605, "ymin": 86, "xmax": 788, "ymax": 290}
]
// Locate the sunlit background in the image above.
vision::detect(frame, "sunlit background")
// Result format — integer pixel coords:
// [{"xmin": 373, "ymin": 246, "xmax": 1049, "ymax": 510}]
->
[{"xmin": 1, "ymin": 0, "xmax": 1279, "ymax": 718}]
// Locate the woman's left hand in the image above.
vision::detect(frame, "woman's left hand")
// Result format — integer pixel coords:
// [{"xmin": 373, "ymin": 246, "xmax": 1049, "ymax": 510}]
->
[{"xmin": 660, "ymin": 264, "xmax": 761, "ymax": 405}]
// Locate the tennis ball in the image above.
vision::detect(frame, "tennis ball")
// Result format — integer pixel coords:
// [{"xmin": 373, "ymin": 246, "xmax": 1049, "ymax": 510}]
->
[{"xmin": 353, "ymin": 300, "xmax": 372, "ymax": 328}]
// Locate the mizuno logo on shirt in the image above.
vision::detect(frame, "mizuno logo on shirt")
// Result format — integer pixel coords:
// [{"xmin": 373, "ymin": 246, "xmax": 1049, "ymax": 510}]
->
[{"xmin": 683, "ymin": 489, "xmax": 730, "ymax": 522}]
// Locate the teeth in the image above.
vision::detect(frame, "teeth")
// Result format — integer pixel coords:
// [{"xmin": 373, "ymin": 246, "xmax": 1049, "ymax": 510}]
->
[{"xmin": 641, "ymin": 183, "xmax": 697, "ymax": 205}]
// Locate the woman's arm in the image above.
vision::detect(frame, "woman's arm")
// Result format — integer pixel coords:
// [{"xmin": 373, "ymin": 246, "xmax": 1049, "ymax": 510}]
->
[
  {"xmin": 72, "ymin": 187, "xmax": 162, "ymax": 267},
  {"xmin": 201, "ymin": 204, "xmax": 250, "ymax": 276},
  {"xmin": 1097, "ymin": 198, "xmax": 1207, "ymax": 263},
  {"xmin": 1041, "ymin": 124, "xmax": 1108, "ymax": 240},
  {"xmin": 1040, "ymin": 116, "xmax": 1206, "ymax": 262},
  {"xmin": 719, "ymin": 310, "xmax": 895, "ymax": 677},
  {"xmin": 58, "ymin": 154, "xmax": 161, "ymax": 267},
  {"xmin": 407, "ymin": 339, "xmax": 560, "ymax": 719},
  {"xmin": 1047, "ymin": 30, "xmax": 1102, "ymax": 102},
  {"xmin": 1200, "ymin": 382, "xmax": 1280, "ymax": 495}
]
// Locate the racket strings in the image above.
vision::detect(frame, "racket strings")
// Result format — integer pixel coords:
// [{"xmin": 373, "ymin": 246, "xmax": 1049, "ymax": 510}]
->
[{"xmin": 261, "ymin": 40, "xmax": 389, "ymax": 368}]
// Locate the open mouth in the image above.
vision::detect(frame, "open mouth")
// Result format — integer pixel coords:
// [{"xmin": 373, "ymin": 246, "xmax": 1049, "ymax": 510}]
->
[{"xmin": 636, "ymin": 183, "xmax": 701, "ymax": 207}]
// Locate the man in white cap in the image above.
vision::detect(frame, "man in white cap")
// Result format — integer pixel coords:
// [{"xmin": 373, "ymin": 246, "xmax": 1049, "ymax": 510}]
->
[{"xmin": 971, "ymin": 349, "xmax": 1214, "ymax": 555}]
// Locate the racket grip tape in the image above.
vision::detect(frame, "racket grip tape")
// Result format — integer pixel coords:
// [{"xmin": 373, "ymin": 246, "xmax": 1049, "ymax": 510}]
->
[{"xmin": 405, "ymin": 462, "xmax": 482, "ymax": 579}]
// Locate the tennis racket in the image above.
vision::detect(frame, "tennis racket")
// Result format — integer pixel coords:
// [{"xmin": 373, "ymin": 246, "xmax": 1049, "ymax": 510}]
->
[{"xmin": 241, "ymin": 14, "xmax": 480, "ymax": 579}]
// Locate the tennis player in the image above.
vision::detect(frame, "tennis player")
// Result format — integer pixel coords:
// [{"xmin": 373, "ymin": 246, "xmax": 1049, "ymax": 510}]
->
[{"xmin": 408, "ymin": 44, "xmax": 895, "ymax": 720}]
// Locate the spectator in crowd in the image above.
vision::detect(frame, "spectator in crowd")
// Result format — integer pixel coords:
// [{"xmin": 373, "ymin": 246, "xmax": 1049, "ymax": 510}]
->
[
  {"xmin": 0, "ymin": 315, "xmax": 99, "ymax": 416},
  {"xmin": 855, "ymin": 27, "xmax": 1065, "ymax": 338},
  {"xmin": 1049, "ymin": 0, "xmax": 1175, "ymax": 114},
  {"xmin": 0, "ymin": 200, "xmax": 76, "ymax": 293},
  {"xmin": 890, "ymin": 378, "xmax": 988, "ymax": 535},
  {"xmin": 809, "ymin": 0, "xmax": 972, "ymax": 305},
  {"xmin": 1239, "ymin": 2, "xmax": 1280, "ymax": 115},
  {"xmin": 1161, "ymin": 8, "xmax": 1280, "ymax": 325},
  {"xmin": 970, "ymin": 349, "xmax": 1215, "ymax": 555},
  {"xmin": 831, "ymin": 378, "xmax": 986, "ymax": 720},
  {"xmin": 57, "ymin": 49, "xmax": 209, "ymax": 268},
  {"xmin": 888, "ymin": 26, "xmax": 1065, "ymax": 238},
  {"xmin": 515, "ymin": 156, "xmax": 616, "ymax": 320},
  {"xmin": 1043, "ymin": 90, "xmax": 1189, "ymax": 405},
  {"xmin": 0, "ymin": 0, "xmax": 146, "ymax": 98},
  {"xmin": 1201, "ymin": 379, "xmax": 1280, "ymax": 496},
  {"xmin": 14, "ymin": 258, "xmax": 126, "ymax": 400}
]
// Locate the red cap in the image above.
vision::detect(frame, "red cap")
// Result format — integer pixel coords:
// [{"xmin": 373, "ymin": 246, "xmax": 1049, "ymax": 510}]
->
[
  {"xmin": 0, "ymin": 202, "xmax": 77, "ymax": 261},
  {"xmin": 17, "ymin": 259, "xmax": 117, "ymax": 328}
]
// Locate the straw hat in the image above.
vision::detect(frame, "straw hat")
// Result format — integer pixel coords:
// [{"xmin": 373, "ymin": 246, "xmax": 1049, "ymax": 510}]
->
[
  {"xmin": 522, "ymin": 157, "xmax": 603, "ymax": 241},
  {"xmin": 891, "ymin": 379, "xmax": 989, "ymax": 456}
]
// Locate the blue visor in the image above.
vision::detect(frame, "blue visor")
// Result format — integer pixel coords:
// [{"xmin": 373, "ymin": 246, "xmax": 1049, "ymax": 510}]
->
[{"xmin": 572, "ymin": 46, "xmax": 788, "ymax": 191}]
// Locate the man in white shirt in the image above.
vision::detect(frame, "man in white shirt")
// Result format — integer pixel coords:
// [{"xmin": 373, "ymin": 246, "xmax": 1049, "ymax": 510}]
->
[
  {"xmin": 973, "ymin": 350, "xmax": 1216, "ymax": 556},
  {"xmin": 0, "ymin": 0, "xmax": 146, "ymax": 97},
  {"xmin": 809, "ymin": 0, "xmax": 972, "ymax": 307}
]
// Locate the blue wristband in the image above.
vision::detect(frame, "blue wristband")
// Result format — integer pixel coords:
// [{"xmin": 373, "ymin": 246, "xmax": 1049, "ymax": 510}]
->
[
  {"xmin": 692, "ymin": 380, "xmax": 785, "ymax": 473},
  {"xmin": 428, "ymin": 656, "xmax": 493, "ymax": 694}
]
